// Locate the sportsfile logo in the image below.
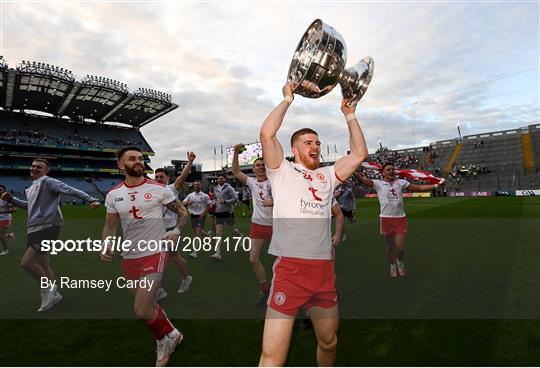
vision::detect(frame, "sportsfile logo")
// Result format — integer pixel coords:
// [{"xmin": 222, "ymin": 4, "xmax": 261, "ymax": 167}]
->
[{"xmin": 300, "ymin": 198, "xmax": 329, "ymax": 216}]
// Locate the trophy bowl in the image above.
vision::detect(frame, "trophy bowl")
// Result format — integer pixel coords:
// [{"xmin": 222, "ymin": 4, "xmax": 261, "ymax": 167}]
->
[{"xmin": 287, "ymin": 19, "xmax": 374, "ymax": 105}]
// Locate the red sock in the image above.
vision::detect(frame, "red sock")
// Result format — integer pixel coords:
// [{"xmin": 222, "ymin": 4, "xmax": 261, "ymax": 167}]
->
[
  {"xmin": 145, "ymin": 304, "xmax": 175, "ymax": 340},
  {"xmin": 259, "ymin": 281, "xmax": 269, "ymax": 292}
]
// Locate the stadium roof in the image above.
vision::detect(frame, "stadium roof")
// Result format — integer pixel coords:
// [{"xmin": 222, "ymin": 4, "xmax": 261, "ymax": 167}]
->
[{"xmin": 0, "ymin": 57, "xmax": 178, "ymax": 128}]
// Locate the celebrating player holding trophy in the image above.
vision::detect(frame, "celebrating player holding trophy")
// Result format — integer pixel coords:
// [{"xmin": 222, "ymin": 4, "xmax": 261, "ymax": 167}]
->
[
  {"xmin": 259, "ymin": 81, "xmax": 368, "ymax": 365},
  {"xmin": 258, "ymin": 19, "xmax": 373, "ymax": 366}
]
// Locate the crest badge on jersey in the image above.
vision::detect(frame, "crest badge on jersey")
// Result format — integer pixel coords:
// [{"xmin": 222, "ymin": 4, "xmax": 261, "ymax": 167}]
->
[{"xmin": 274, "ymin": 292, "xmax": 286, "ymax": 305}]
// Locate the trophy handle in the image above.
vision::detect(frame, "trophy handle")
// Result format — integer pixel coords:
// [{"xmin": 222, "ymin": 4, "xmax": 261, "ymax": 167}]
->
[{"xmin": 339, "ymin": 56, "xmax": 374, "ymax": 106}]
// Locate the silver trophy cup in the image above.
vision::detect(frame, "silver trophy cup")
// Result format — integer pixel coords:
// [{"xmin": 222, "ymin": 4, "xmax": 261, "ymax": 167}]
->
[{"xmin": 287, "ymin": 19, "xmax": 374, "ymax": 105}]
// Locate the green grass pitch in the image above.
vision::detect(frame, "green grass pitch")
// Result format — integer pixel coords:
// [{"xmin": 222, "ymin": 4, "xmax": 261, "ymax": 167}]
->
[{"xmin": 0, "ymin": 196, "xmax": 539, "ymax": 365}]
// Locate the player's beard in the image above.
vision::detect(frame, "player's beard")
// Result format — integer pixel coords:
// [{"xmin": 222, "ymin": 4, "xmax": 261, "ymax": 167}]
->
[
  {"xmin": 298, "ymin": 151, "xmax": 320, "ymax": 170},
  {"xmin": 125, "ymin": 164, "xmax": 144, "ymax": 177}
]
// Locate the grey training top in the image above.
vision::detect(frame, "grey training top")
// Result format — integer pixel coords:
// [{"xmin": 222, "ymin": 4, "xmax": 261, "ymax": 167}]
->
[
  {"xmin": 10, "ymin": 176, "xmax": 98, "ymax": 233},
  {"xmin": 214, "ymin": 183, "xmax": 238, "ymax": 213}
]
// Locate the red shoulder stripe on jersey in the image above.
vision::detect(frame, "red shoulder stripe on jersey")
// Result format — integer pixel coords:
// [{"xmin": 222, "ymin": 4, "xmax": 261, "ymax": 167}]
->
[
  {"xmin": 107, "ymin": 182, "xmax": 124, "ymax": 194},
  {"xmin": 122, "ymin": 179, "xmax": 147, "ymax": 188}
]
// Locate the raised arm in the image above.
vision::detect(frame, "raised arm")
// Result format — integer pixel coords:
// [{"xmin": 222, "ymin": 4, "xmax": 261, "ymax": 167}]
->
[
  {"xmin": 407, "ymin": 183, "xmax": 440, "ymax": 192},
  {"xmin": 231, "ymin": 144, "xmax": 249, "ymax": 184},
  {"xmin": 173, "ymin": 151, "xmax": 196, "ymax": 192},
  {"xmin": 353, "ymin": 171, "xmax": 374, "ymax": 188},
  {"xmin": 260, "ymin": 83, "xmax": 294, "ymax": 169},
  {"xmin": 47, "ymin": 178, "xmax": 100, "ymax": 208},
  {"xmin": 334, "ymin": 101, "xmax": 369, "ymax": 181}
]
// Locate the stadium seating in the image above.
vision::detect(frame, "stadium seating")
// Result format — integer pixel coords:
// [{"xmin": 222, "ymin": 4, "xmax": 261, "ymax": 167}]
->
[
  {"xmin": 0, "ymin": 112, "xmax": 152, "ymax": 152},
  {"xmin": 529, "ymin": 124, "xmax": 540, "ymax": 171},
  {"xmin": 359, "ymin": 124, "xmax": 540, "ymax": 192}
]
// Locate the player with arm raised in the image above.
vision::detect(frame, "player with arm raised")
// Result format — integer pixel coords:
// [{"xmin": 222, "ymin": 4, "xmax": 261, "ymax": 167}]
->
[
  {"xmin": 232, "ymin": 144, "xmax": 274, "ymax": 307},
  {"xmin": 100, "ymin": 146, "xmax": 187, "ymax": 367},
  {"xmin": 153, "ymin": 151, "xmax": 196, "ymax": 295},
  {"xmin": 354, "ymin": 163, "xmax": 441, "ymax": 277},
  {"xmin": 0, "ymin": 158, "xmax": 100, "ymax": 312},
  {"xmin": 258, "ymin": 83, "xmax": 368, "ymax": 366}
]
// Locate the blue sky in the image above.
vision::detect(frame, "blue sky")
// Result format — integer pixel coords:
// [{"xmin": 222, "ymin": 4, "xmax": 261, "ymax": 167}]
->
[{"xmin": 1, "ymin": 1, "xmax": 538, "ymax": 169}]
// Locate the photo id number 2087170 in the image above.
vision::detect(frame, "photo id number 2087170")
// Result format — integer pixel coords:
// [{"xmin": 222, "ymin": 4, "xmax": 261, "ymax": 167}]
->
[{"xmin": 177, "ymin": 237, "xmax": 251, "ymax": 253}]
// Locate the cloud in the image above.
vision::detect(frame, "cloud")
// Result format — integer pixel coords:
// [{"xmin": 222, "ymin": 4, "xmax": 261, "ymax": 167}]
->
[{"xmin": 2, "ymin": 2, "xmax": 538, "ymax": 170}]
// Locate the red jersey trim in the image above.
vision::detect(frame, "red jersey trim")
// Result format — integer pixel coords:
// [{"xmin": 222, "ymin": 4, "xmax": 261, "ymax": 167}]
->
[
  {"xmin": 122, "ymin": 177, "xmax": 164, "ymax": 188},
  {"xmin": 335, "ymin": 172, "xmax": 345, "ymax": 183},
  {"xmin": 107, "ymin": 181, "xmax": 124, "ymax": 194}
]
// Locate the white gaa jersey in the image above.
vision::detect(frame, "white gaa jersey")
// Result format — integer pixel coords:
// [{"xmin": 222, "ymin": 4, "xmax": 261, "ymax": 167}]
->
[
  {"xmin": 266, "ymin": 159, "xmax": 341, "ymax": 260},
  {"xmin": 183, "ymin": 191, "xmax": 211, "ymax": 215},
  {"xmin": 245, "ymin": 176, "xmax": 273, "ymax": 226},
  {"xmin": 162, "ymin": 184, "xmax": 180, "ymax": 229},
  {"xmin": 372, "ymin": 179, "xmax": 410, "ymax": 218},
  {"xmin": 105, "ymin": 178, "xmax": 176, "ymax": 259}
]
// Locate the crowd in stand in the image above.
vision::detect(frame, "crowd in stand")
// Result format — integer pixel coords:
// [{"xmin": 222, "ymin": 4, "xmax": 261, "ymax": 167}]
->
[
  {"xmin": 0, "ymin": 128, "xmax": 144, "ymax": 150},
  {"xmin": 369, "ymin": 147, "xmax": 420, "ymax": 169}
]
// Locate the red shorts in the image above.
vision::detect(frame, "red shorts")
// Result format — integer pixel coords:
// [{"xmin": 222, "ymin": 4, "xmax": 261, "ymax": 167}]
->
[
  {"xmin": 0, "ymin": 220, "xmax": 11, "ymax": 228},
  {"xmin": 249, "ymin": 222, "xmax": 272, "ymax": 242},
  {"xmin": 268, "ymin": 257, "xmax": 337, "ymax": 316},
  {"xmin": 121, "ymin": 252, "xmax": 168, "ymax": 281},
  {"xmin": 380, "ymin": 216, "xmax": 407, "ymax": 235}
]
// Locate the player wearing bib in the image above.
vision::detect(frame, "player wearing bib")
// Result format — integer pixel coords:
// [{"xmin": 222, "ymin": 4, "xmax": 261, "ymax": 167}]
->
[
  {"xmin": 355, "ymin": 163, "xmax": 441, "ymax": 277},
  {"xmin": 154, "ymin": 151, "xmax": 196, "ymax": 295},
  {"xmin": 232, "ymin": 144, "xmax": 274, "ymax": 307},
  {"xmin": 258, "ymin": 83, "xmax": 369, "ymax": 366},
  {"xmin": 182, "ymin": 180, "xmax": 211, "ymax": 258},
  {"xmin": 101, "ymin": 146, "xmax": 187, "ymax": 367},
  {"xmin": 0, "ymin": 185, "xmax": 16, "ymax": 255},
  {"xmin": 1, "ymin": 158, "xmax": 100, "ymax": 312}
]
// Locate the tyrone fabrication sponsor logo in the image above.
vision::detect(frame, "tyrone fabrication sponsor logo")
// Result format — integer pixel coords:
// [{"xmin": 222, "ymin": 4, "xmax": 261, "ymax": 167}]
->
[{"xmin": 300, "ymin": 198, "xmax": 329, "ymax": 216}]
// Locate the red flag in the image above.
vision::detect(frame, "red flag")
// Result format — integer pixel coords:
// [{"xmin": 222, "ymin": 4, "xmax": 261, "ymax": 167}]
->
[
  {"xmin": 360, "ymin": 162, "xmax": 445, "ymax": 185},
  {"xmin": 396, "ymin": 169, "xmax": 445, "ymax": 185},
  {"xmin": 361, "ymin": 162, "xmax": 382, "ymax": 171}
]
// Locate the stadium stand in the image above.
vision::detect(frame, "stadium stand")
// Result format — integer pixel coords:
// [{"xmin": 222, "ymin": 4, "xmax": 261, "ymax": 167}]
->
[
  {"xmin": 357, "ymin": 124, "xmax": 540, "ymax": 193},
  {"xmin": 529, "ymin": 124, "xmax": 540, "ymax": 171},
  {"xmin": 0, "ymin": 56, "xmax": 177, "ymax": 203},
  {"xmin": 1, "ymin": 55, "xmax": 538, "ymax": 198}
]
